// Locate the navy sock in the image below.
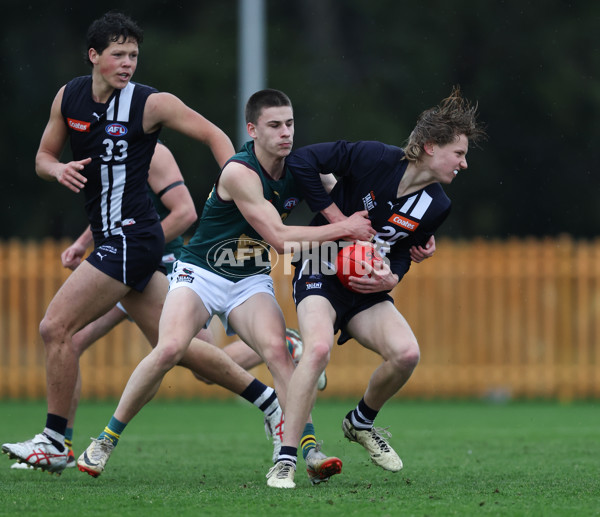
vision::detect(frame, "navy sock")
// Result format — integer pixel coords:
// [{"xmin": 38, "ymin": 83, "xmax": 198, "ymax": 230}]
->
[
  {"xmin": 350, "ymin": 398, "xmax": 379, "ymax": 430},
  {"xmin": 277, "ymin": 446, "xmax": 298, "ymax": 467},
  {"xmin": 45, "ymin": 413, "xmax": 68, "ymax": 436},
  {"xmin": 240, "ymin": 379, "xmax": 279, "ymax": 416},
  {"xmin": 43, "ymin": 413, "xmax": 67, "ymax": 451}
]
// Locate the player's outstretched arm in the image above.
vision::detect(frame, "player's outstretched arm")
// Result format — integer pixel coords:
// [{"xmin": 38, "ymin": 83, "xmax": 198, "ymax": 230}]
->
[
  {"xmin": 221, "ymin": 163, "xmax": 375, "ymax": 253},
  {"xmin": 143, "ymin": 92, "xmax": 235, "ymax": 169}
]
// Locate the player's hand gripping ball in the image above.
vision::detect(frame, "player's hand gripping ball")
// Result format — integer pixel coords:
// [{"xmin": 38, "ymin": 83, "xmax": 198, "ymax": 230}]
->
[{"xmin": 336, "ymin": 242, "xmax": 382, "ymax": 292}]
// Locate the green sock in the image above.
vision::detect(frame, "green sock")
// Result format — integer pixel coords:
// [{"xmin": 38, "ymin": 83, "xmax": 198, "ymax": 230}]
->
[
  {"xmin": 64, "ymin": 427, "xmax": 74, "ymax": 450},
  {"xmin": 300, "ymin": 423, "xmax": 316, "ymax": 459},
  {"xmin": 98, "ymin": 416, "xmax": 127, "ymax": 446}
]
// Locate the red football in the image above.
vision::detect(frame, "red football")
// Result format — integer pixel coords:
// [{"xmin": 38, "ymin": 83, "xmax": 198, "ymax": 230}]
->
[{"xmin": 336, "ymin": 242, "xmax": 381, "ymax": 291}]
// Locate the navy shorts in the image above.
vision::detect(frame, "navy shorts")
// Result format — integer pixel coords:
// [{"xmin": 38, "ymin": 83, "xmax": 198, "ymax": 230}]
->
[
  {"xmin": 292, "ymin": 262, "xmax": 393, "ymax": 345},
  {"xmin": 87, "ymin": 221, "xmax": 165, "ymax": 292}
]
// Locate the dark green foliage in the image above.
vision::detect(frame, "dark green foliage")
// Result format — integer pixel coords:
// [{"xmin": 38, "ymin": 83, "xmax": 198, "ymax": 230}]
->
[{"xmin": 1, "ymin": 1, "xmax": 599, "ymax": 239}]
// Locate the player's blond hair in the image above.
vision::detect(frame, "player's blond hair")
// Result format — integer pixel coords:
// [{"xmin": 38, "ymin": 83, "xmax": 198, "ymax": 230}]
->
[{"xmin": 403, "ymin": 86, "xmax": 486, "ymax": 162}]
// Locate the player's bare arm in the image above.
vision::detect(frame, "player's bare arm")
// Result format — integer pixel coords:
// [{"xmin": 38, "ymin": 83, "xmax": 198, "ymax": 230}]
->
[
  {"xmin": 220, "ymin": 163, "xmax": 375, "ymax": 253},
  {"xmin": 143, "ymin": 92, "xmax": 235, "ymax": 168},
  {"xmin": 35, "ymin": 86, "xmax": 90, "ymax": 193},
  {"xmin": 147, "ymin": 144, "xmax": 197, "ymax": 243},
  {"xmin": 314, "ymin": 173, "xmax": 375, "ymax": 233},
  {"xmin": 61, "ymin": 226, "xmax": 93, "ymax": 271},
  {"xmin": 320, "ymin": 173, "xmax": 337, "ymax": 194}
]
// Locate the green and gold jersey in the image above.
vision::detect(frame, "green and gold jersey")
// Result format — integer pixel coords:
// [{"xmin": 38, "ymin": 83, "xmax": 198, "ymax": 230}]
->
[{"xmin": 179, "ymin": 141, "xmax": 302, "ymax": 281}]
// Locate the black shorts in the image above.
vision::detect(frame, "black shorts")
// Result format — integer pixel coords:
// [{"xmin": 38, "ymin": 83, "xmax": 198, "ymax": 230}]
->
[
  {"xmin": 292, "ymin": 262, "xmax": 393, "ymax": 345},
  {"xmin": 87, "ymin": 221, "xmax": 165, "ymax": 292}
]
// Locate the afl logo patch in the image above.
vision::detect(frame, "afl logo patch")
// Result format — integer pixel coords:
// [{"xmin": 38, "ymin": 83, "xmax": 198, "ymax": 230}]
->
[
  {"xmin": 105, "ymin": 123, "xmax": 128, "ymax": 136},
  {"xmin": 283, "ymin": 197, "xmax": 299, "ymax": 210}
]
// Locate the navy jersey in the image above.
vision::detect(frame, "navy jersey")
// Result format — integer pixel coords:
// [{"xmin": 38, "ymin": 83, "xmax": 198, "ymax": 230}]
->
[
  {"xmin": 61, "ymin": 76, "xmax": 160, "ymax": 240},
  {"xmin": 287, "ymin": 140, "xmax": 451, "ymax": 283}
]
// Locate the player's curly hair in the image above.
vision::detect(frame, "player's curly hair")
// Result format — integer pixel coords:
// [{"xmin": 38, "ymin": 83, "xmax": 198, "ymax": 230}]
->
[
  {"xmin": 403, "ymin": 86, "xmax": 487, "ymax": 162},
  {"xmin": 85, "ymin": 11, "xmax": 143, "ymax": 66}
]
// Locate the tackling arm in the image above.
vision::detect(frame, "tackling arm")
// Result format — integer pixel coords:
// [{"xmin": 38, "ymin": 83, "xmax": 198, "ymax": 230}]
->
[{"xmin": 219, "ymin": 163, "xmax": 374, "ymax": 253}]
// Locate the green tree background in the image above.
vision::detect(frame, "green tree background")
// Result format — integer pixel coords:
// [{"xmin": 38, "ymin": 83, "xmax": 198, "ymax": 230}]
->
[{"xmin": 1, "ymin": 0, "xmax": 598, "ymax": 240}]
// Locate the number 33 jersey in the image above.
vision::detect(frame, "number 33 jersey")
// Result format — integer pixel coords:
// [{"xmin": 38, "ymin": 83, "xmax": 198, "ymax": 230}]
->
[
  {"xmin": 287, "ymin": 140, "xmax": 452, "ymax": 282},
  {"xmin": 61, "ymin": 75, "xmax": 160, "ymax": 238}
]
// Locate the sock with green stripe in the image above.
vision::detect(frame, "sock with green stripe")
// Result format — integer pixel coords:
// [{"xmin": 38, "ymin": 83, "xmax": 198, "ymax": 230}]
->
[
  {"xmin": 98, "ymin": 416, "xmax": 127, "ymax": 446},
  {"xmin": 64, "ymin": 427, "xmax": 73, "ymax": 452},
  {"xmin": 300, "ymin": 423, "xmax": 316, "ymax": 459}
]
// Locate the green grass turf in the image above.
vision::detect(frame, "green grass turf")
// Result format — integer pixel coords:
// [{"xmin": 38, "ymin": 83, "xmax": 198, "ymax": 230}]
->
[{"xmin": 0, "ymin": 398, "xmax": 598, "ymax": 516}]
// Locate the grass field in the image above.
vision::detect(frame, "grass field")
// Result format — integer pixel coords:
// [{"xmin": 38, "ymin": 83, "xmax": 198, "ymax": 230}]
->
[{"xmin": 0, "ymin": 398, "xmax": 598, "ymax": 516}]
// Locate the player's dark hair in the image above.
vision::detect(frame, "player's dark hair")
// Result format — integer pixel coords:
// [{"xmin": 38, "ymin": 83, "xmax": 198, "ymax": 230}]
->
[
  {"xmin": 245, "ymin": 89, "xmax": 292, "ymax": 124},
  {"xmin": 85, "ymin": 11, "xmax": 144, "ymax": 66},
  {"xmin": 404, "ymin": 86, "xmax": 487, "ymax": 162}
]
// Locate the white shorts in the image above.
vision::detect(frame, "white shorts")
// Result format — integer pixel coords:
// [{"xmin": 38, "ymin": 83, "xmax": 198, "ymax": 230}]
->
[{"xmin": 169, "ymin": 260, "xmax": 275, "ymax": 335}]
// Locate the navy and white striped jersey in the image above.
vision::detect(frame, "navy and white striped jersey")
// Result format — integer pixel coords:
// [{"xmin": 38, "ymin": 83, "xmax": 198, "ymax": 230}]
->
[
  {"xmin": 61, "ymin": 75, "xmax": 160, "ymax": 240},
  {"xmin": 287, "ymin": 140, "xmax": 452, "ymax": 283}
]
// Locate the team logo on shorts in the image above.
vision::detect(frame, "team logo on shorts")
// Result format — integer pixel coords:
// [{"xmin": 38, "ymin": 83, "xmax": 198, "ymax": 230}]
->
[
  {"xmin": 207, "ymin": 237, "xmax": 278, "ymax": 278},
  {"xmin": 97, "ymin": 244, "xmax": 117, "ymax": 254},
  {"xmin": 305, "ymin": 282, "xmax": 322, "ymax": 290},
  {"xmin": 176, "ymin": 273, "xmax": 194, "ymax": 284},
  {"xmin": 105, "ymin": 123, "xmax": 128, "ymax": 136}
]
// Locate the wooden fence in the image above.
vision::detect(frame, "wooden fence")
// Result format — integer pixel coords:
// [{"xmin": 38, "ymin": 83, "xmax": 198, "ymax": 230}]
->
[{"xmin": 1, "ymin": 236, "xmax": 599, "ymax": 401}]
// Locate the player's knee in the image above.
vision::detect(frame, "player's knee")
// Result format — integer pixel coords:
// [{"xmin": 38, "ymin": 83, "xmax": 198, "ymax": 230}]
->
[
  {"xmin": 303, "ymin": 340, "xmax": 331, "ymax": 371},
  {"xmin": 390, "ymin": 339, "xmax": 420, "ymax": 372},
  {"xmin": 154, "ymin": 340, "xmax": 187, "ymax": 370},
  {"xmin": 261, "ymin": 334, "xmax": 290, "ymax": 366},
  {"xmin": 39, "ymin": 316, "xmax": 68, "ymax": 347}
]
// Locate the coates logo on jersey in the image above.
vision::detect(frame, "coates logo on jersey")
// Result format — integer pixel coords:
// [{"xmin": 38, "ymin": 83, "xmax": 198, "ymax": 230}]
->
[
  {"xmin": 105, "ymin": 123, "xmax": 128, "ymax": 137},
  {"xmin": 283, "ymin": 197, "xmax": 299, "ymax": 210},
  {"xmin": 67, "ymin": 118, "xmax": 91, "ymax": 132},
  {"xmin": 388, "ymin": 214, "xmax": 420, "ymax": 232}
]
